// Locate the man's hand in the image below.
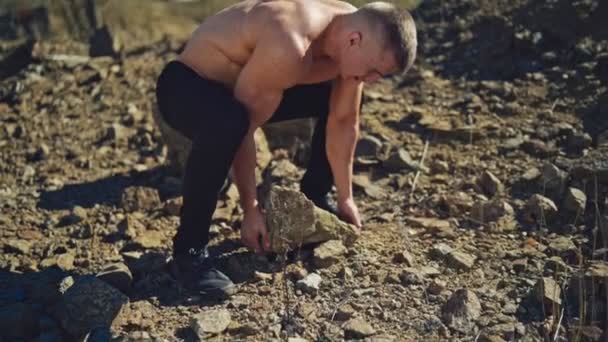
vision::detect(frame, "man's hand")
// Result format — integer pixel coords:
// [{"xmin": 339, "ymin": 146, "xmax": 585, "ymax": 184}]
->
[
  {"xmin": 240, "ymin": 205, "xmax": 271, "ymax": 254},
  {"xmin": 338, "ymin": 197, "xmax": 362, "ymax": 230}
]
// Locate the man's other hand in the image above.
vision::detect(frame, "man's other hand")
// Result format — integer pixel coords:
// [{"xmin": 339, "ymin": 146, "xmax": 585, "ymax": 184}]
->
[
  {"xmin": 240, "ymin": 206, "xmax": 271, "ymax": 254},
  {"xmin": 338, "ymin": 197, "xmax": 362, "ymax": 230}
]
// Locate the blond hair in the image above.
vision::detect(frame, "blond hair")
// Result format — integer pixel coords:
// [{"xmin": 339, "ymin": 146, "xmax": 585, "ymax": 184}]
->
[{"xmin": 358, "ymin": 2, "xmax": 417, "ymax": 74}]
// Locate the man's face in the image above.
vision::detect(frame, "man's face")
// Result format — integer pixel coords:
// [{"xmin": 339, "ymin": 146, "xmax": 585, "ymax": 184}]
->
[{"xmin": 339, "ymin": 31, "xmax": 397, "ymax": 83}]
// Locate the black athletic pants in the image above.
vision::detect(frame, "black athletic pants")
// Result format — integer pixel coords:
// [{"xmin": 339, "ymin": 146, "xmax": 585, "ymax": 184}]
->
[{"xmin": 156, "ymin": 60, "xmax": 334, "ymax": 256}]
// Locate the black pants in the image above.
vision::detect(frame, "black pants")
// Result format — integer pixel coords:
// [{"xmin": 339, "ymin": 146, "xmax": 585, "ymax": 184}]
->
[{"xmin": 156, "ymin": 61, "xmax": 334, "ymax": 255}]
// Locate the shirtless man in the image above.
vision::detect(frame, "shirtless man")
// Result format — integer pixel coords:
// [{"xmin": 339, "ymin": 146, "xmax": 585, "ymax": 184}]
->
[{"xmin": 155, "ymin": 0, "xmax": 417, "ymax": 297}]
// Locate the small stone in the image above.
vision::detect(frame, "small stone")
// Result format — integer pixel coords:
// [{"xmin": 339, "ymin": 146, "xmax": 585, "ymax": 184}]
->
[
  {"xmin": 296, "ymin": 273, "xmax": 322, "ymax": 294},
  {"xmin": 338, "ymin": 266, "xmax": 354, "ymax": 281},
  {"xmin": 4, "ymin": 239, "xmax": 33, "ymax": 254},
  {"xmin": 399, "ymin": 267, "xmax": 425, "ymax": 285},
  {"xmin": 428, "ymin": 279, "xmax": 447, "ymax": 295},
  {"xmin": 71, "ymin": 206, "xmax": 88, "ymax": 221},
  {"xmin": 313, "ymin": 240, "xmax": 347, "ymax": 268},
  {"xmin": 352, "ymin": 174, "xmax": 386, "ymax": 199},
  {"xmin": 31, "ymin": 143, "xmax": 50, "ymax": 161},
  {"xmin": 383, "ymin": 148, "xmax": 424, "ymax": 172},
  {"xmin": 447, "ymin": 251, "xmax": 477, "ymax": 270},
  {"xmin": 524, "ymin": 194, "xmax": 558, "ymax": 224},
  {"xmin": 392, "ymin": 250, "xmax": 415, "ymax": 266},
  {"xmin": 476, "ymin": 171, "xmax": 504, "ymax": 197},
  {"xmin": 562, "ymin": 187, "xmax": 586, "ymax": 213},
  {"xmin": 471, "ymin": 199, "xmax": 514, "ymax": 223},
  {"xmin": 355, "ymin": 135, "xmax": 383, "ymax": 158},
  {"xmin": 96, "ymin": 262, "xmax": 133, "ymax": 294},
  {"xmin": 430, "ymin": 160, "xmax": 450, "ymax": 173},
  {"xmin": 334, "ymin": 303, "xmax": 355, "ymax": 321},
  {"xmin": 533, "ymin": 277, "xmax": 561, "ymax": 313},
  {"xmin": 521, "ymin": 139, "xmax": 556, "ymax": 157},
  {"xmin": 540, "ymin": 163, "xmax": 568, "ymax": 198},
  {"xmin": 268, "ymin": 158, "xmax": 299, "ymax": 180},
  {"xmin": 59, "ymin": 276, "xmax": 75, "ymax": 294},
  {"xmin": 286, "ymin": 263, "xmax": 308, "ymax": 280},
  {"xmin": 548, "ymin": 236, "xmax": 576, "ymax": 255},
  {"xmin": 132, "ymin": 231, "xmax": 164, "ymax": 249},
  {"xmin": 429, "ymin": 243, "xmax": 453, "ymax": 259},
  {"xmin": 56, "ymin": 253, "xmax": 75, "ymax": 271},
  {"xmin": 512, "ymin": 259, "xmax": 528, "ymax": 273},
  {"xmin": 441, "ymin": 289, "xmax": 482, "ymax": 333},
  {"xmin": 120, "ymin": 186, "xmax": 161, "ymax": 212},
  {"xmin": 405, "ymin": 217, "xmax": 454, "ymax": 237},
  {"xmin": 163, "ymin": 197, "xmax": 182, "ymax": 216},
  {"xmin": 343, "ymin": 318, "xmax": 376, "ymax": 339},
  {"xmin": 118, "ymin": 214, "xmax": 145, "ymax": 240},
  {"xmin": 106, "ymin": 123, "xmax": 129, "ymax": 141},
  {"xmin": 191, "ymin": 309, "xmax": 231, "ymax": 336},
  {"xmin": 522, "ymin": 167, "xmax": 541, "ymax": 181}
]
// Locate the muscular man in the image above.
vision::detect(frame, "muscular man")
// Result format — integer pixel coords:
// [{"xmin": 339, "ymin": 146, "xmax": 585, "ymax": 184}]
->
[{"xmin": 155, "ymin": 0, "xmax": 417, "ymax": 297}]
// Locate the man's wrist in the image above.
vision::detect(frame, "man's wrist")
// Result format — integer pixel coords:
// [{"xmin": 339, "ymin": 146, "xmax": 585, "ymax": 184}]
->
[{"xmin": 241, "ymin": 199, "xmax": 259, "ymax": 214}]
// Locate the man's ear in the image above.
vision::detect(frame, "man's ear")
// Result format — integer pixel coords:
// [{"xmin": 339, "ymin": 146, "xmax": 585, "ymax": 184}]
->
[{"xmin": 347, "ymin": 31, "xmax": 362, "ymax": 47}]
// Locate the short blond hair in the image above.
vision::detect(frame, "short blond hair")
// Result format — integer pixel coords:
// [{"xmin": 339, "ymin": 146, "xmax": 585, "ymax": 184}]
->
[{"xmin": 358, "ymin": 2, "xmax": 417, "ymax": 74}]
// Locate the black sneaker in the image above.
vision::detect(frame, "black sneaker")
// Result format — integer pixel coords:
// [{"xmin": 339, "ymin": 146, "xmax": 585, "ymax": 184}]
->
[
  {"xmin": 305, "ymin": 192, "xmax": 339, "ymax": 216},
  {"xmin": 171, "ymin": 247, "xmax": 236, "ymax": 297}
]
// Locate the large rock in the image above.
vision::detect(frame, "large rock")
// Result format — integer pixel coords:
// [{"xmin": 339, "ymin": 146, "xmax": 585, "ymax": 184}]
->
[
  {"xmin": 152, "ymin": 103, "xmax": 272, "ymax": 176},
  {"xmin": 54, "ymin": 275, "xmax": 128, "ymax": 339},
  {"xmin": 0, "ymin": 303, "xmax": 40, "ymax": 340},
  {"xmin": 262, "ymin": 186, "xmax": 359, "ymax": 253},
  {"xmin": 441, "ymin": 289, "xmax": 481, "ymax": 333}
]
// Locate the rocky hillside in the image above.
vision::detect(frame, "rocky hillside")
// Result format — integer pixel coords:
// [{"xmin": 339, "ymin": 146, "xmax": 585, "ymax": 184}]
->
[{"xmin": 0, "ymin": 0, "xmax": 606, "ymax": 341}]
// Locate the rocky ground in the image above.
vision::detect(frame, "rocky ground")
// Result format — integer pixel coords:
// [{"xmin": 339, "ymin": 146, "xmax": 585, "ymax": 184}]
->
[{"xmin": 1, "ymin": 0, "xmax": 607, "ymax": 341}]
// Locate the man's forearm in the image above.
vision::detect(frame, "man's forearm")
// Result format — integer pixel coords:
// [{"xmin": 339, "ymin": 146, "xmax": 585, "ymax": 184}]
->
[
  {"xmin": 326, "ymin": 118, "xmax": 358, "ymax": 202},
  {"xmin": 232, "ymin": 128, "xmax": 258, "ymax": 212}
]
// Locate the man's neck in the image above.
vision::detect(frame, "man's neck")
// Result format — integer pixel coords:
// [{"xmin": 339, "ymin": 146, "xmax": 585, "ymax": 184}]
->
[{"xmin": 313, "ymin": 13, "xmax": 347, "ymax": 61}]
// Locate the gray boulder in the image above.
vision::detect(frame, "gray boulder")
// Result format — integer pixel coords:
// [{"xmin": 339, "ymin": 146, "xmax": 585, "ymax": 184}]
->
[{"xmin": 262, "ymin": 186, "xmax": 359, "ymax": 253}]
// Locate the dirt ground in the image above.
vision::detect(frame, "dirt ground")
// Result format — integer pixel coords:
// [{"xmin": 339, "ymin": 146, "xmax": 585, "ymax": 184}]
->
[{"xmin": 1, "ymin": 0, "xmax": 607, "ymax": 341}]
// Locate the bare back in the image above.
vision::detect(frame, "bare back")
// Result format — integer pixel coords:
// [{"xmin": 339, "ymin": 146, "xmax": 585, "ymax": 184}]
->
[{"xmin": 178, "ymin": 0, "xmax": 356, "ymax": 89}]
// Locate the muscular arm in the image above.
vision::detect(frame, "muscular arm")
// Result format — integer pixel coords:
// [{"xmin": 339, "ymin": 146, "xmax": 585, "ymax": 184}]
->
[
  {"xmin": 232, "ymin": 25, "xmax": 304, "ymax": 212},
  {"xmin": 326, "ymin": 77, "xmax": 363, "ymax": 203}
]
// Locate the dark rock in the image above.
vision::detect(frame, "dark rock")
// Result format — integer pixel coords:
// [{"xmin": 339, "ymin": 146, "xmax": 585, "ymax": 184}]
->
[
  {"xmin": 54, "ymin": 276, "xmax": 128, "ymax": 339},
  {"xmin": 96, "ymin": 262, "xmax": 133, "ymax": 294},
  {"xmin": 0, "ymin": 303, "xmax": 40, "ymax": 340}
]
